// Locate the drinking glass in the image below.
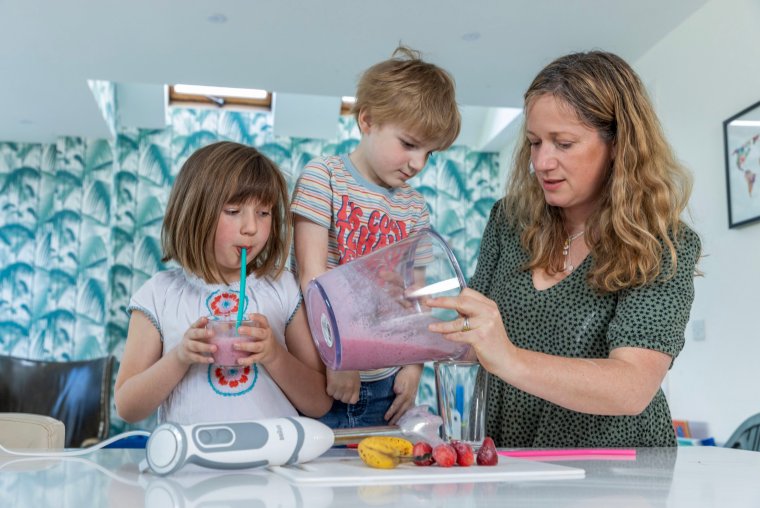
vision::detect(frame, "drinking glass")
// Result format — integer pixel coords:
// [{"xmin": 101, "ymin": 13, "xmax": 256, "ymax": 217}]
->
[{"xmin": 434, "ymin": 360, "xmax": 487, "ymax": 446}]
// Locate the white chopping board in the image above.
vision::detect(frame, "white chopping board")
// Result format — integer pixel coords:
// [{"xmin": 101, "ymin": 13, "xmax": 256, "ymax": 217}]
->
[{"xmin": 270, "ymin": 455, "xmax": 584, "ymax": 486}]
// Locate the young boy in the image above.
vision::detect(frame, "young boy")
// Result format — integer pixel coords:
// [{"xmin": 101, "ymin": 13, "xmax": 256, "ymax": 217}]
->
[{"xmin": 291, "ymin": 45, "xmax": 461, "ymax": 428}]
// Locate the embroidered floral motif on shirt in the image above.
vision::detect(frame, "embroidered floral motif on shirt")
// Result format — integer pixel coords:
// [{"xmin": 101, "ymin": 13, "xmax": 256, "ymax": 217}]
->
[
  {"xmin": 208, "ymin": 364, "xmax": 258, "ymax": 397},
  {"xmin": 206, "ymin": 290, "xmax": 248, "ymax": 318}
]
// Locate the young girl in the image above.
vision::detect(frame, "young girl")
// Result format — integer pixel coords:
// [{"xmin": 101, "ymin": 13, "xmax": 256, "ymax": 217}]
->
[{"xmin": 115, "ymin": 141, "xmax": 332, "ymax": 425}]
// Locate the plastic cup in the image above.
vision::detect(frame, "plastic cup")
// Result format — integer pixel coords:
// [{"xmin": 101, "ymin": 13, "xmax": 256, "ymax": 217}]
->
[
  {"xmin": 434, "ymin": 360, "xmax": 487, "ymax": 446},
  {"xmin": 206, "ymin": 318, "xmax": 255, "ymax": 366},
  {"xmin": 305, "ymin": 229, "xmax": 469, "ymax": 371}
]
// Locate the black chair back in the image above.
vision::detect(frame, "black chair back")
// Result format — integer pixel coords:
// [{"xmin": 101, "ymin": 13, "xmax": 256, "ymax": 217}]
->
[{"xmin": 0, "ymin": 355, "xmax": 114, "ymax": 447}]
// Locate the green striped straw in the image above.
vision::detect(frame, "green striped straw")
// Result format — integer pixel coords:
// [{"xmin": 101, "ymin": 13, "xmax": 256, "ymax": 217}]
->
[{"xmin": 236, "ymin": 248, "xmax": 246, "ymax": 332}]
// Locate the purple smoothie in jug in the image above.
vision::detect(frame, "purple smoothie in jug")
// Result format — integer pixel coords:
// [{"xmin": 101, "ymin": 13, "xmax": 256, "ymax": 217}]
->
[{"xmin": 305, "ymin": 229, "xmax": 469, "ymax": 370}]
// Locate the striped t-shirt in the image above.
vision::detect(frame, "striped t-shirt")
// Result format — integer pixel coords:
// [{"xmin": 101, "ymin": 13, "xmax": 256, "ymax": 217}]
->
[
  {"xmin": 291, "ymin": 154, "xmax": 431, "ymax": 381},
  {"xmin": 292, "ymin": 154, "xmax": 431, "ymax": 268}
]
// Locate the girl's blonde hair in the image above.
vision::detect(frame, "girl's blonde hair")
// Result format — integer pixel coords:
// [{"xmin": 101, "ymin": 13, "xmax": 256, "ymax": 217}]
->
[
  {"xmin": 162, "ymin": 141, "xmax": 291, "ymax": 284},
  {"xmin": 505, "ymin": 51, "xmax": 694, "ymax": 292},
  {"xmin": 353, "ymin": 45, "xmax": 461, "ymax": 151}
]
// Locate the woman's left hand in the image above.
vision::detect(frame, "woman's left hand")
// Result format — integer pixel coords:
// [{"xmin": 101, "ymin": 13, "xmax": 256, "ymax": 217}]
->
[{"xmin": 426, "ymin": 288, "xmax": 517, "ymax": 375}]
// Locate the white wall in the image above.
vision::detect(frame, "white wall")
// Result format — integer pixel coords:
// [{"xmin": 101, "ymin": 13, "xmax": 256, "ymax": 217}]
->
[{"xmin": 635, "ymin": 0, "xmax": 760, "ymax": 444}]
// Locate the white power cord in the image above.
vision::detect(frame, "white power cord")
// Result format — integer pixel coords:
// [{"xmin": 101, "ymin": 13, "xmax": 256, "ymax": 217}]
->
[{"xmin": 0, "ymin": 430, "xmax": 151, "ymax": 457}]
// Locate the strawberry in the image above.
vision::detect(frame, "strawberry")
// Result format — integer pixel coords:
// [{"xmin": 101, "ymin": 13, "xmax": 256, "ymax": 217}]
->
[
  {"xmin": 432, "ymin": 443, "xmax": 457, "ymax": 467},
  {"xmin": 412, "ymin": 441, "xmax": 434, "ymax": 466},
  {"xmin": 476, "ymin": 437, "xmax": 499, "ymax": 466},
  {"xmin": 451, "ymin": 440, "xmax": 475, "ymax": 467}
]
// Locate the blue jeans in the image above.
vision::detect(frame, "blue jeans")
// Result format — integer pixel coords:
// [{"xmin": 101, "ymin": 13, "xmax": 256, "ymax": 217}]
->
[{"xmin": 318, "ymin": 374, "xmax": 396, "ymax": 429}]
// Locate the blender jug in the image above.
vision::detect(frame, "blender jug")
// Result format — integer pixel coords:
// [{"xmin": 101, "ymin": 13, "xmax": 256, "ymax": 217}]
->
[{"xmin": 305, "ymin": 228, "xmax": 469, "ymax": 371}]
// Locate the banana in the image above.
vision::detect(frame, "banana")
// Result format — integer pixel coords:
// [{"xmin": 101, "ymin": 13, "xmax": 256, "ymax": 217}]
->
[{"xmin": 357, "ymin": 436, "xmax": 414, "ymax": 469}]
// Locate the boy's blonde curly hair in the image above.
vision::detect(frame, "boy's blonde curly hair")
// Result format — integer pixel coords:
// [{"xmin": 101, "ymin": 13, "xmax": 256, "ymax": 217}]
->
[{"xmin": 353, "ymin": 45, "xmax": 461, "ymax": 151}]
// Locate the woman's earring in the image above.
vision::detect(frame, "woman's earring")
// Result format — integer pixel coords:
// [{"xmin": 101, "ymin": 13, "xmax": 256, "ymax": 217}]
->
[{"xmin": 529, "ymin": 161, "xmax": 535, "ymax": 174}]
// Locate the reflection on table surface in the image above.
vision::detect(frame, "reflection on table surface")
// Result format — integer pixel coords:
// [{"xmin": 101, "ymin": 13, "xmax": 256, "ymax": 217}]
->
[{"xmin": 2, "ymin": 446, "xmax": 760, "ymax": 507}]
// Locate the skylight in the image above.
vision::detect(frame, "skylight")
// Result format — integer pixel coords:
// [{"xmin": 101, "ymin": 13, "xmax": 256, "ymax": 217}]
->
[
  {"xmin": 169, "ymin": 84, "xmax": 272, "ymax": 110},
  {"xmin": 173, "ymin": 84, "xmax": 269, "ymax": 100}
]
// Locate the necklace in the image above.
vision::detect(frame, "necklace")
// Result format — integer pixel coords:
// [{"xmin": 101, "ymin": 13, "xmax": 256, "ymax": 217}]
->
[{"xmin": 562, "ymin": 230, "xmax": 585, "ymax": 273}]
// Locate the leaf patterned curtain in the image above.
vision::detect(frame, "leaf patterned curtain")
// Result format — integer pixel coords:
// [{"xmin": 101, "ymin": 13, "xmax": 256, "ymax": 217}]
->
[{"xmin": 0, "ymin": 108, "xmax": 501, "ymax": 434}]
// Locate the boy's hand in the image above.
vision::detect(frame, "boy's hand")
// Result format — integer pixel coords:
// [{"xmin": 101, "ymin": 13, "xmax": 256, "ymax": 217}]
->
[
  {"xmin": 235, "ymin": 314, "xmax": 283, "ymax": 366},
  {"xmin": 326, "ymin": 369, "xmax": 361, "ymax": 404},
  {"xmin": 177, "ymin": 316, "xmax": 216, "ymax": 366},
  {"xmin": 385, "ymin": 364, "xmax": 422, "ymax": 424}
]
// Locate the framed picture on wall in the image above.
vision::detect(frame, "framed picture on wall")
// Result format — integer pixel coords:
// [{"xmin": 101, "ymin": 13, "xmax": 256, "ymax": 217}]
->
[{"xmin": 723, "ymin": 100, "xmax": 760, "ymax": 228}]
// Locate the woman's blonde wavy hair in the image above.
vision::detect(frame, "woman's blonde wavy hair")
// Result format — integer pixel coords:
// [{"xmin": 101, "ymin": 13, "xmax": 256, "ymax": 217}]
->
[{"xmin": 504, "ymin": 51, "xmax": 693, "ymax": 292}]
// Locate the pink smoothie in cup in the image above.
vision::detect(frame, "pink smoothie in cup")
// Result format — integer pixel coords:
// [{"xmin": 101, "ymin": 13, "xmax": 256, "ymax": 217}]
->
[{"xmin": 206, "ymin": 319, "xmax": 254, "ymax": 366}]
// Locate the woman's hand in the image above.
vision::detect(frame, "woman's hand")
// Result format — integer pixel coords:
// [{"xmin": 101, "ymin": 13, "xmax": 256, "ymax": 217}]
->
[
  {"xmin": 428, "ymin": 289, "xmax": 671, "ymax": 415},
  {"xmin": 426, "ymin": 288, "xmax": 517, "ymax": 376},
  {"xmin": 176, "ymin": 316, "xmax": 216, "ymax": 366},
  {"xmin": 385, "ymin": 364, "xmax": 422, "ymax": 424},
  {"xmin": 234, "ymin": 314, "xmax": 284, "ymax": 366}
]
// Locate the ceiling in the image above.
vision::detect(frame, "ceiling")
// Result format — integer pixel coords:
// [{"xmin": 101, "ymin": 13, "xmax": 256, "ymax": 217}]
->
[{"xmin": 0, "ymin": 0, "xmax": 710, "ymax": 145}]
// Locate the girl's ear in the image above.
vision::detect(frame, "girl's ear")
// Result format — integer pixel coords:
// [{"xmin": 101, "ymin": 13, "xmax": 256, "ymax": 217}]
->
[{"xmin": 357, "ymin": 109, "xmax": 373, "ymax": 135}]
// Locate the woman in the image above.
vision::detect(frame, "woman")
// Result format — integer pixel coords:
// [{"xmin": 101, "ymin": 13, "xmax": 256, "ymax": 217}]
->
[{"xmin": 428, "ymin": 51, "xmax": 701, "ymax": 447}]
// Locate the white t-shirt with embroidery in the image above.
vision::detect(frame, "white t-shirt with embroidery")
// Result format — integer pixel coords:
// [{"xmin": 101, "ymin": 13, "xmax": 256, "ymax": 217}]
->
[{"xmin": 128, "ymin": 268, "xmax": 302, "ymax": 425}]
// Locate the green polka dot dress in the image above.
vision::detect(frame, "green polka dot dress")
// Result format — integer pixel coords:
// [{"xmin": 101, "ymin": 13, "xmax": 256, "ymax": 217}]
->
[{"xmin": 470, "ymin": 203, "xmax": 701, "ymax": 448}]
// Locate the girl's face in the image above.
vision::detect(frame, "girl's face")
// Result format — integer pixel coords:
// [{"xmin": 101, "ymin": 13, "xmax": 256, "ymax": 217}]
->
[
  {"xmin": 213, "ymin": 199, "xmax": 273, "ymax": 282},
  {"xmin": 526, "ymin": 94, "xmax": 614, "ymax": 224}
]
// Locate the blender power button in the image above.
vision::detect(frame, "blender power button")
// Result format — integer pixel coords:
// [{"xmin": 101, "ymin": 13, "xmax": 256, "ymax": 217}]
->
[{"xmin": 197, "ymin": 426, "xmax": 234, "ymax": 447}]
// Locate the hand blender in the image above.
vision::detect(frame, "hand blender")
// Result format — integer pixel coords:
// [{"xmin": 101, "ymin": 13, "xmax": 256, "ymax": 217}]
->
[{"xmin": 145, "ymin": 416, "xmax": 334, "ymax": 475}]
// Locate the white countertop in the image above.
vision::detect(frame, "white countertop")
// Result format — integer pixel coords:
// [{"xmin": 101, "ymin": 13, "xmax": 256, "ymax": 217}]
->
[{"xmin": 2, "ymin": 446, "xmax": 760, "ymax": 507}]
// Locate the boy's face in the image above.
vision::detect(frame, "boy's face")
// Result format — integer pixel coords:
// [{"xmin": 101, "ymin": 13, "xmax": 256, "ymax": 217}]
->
[{"xmin": 355, "ymin": 115, "xmax": 437, "ymax": 189}]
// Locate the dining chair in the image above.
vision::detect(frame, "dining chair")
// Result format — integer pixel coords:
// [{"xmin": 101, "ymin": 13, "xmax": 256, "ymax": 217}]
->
[
  {"xmin": 0, "ymin": 355, "xmax": 115, "ymax": 448},
  {"xmin": 724, "ymin": 413, "xmax": 760, "ymax": 451}
]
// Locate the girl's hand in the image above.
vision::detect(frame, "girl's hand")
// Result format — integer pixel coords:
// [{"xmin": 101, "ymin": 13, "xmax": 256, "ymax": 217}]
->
[
  {"xmin": 176, "ymin": 316, "xmax": 216, "ymax": 366},
  {"xmin": 234, "ymin": 314, "xmax": 284, "ymax": 366},
  {"xmin": 385, "ymin": 364, "xmax": 422, "ymax": 424},
  {"xmin": 426, "ymin": 288, "xmax": 517, "ymax": 375}
]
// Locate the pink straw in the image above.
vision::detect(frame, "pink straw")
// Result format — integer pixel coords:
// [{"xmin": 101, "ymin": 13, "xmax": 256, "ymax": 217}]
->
[{"xmin": 499, "ymin": 448, "xmax": 636, "ymax": 461}]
